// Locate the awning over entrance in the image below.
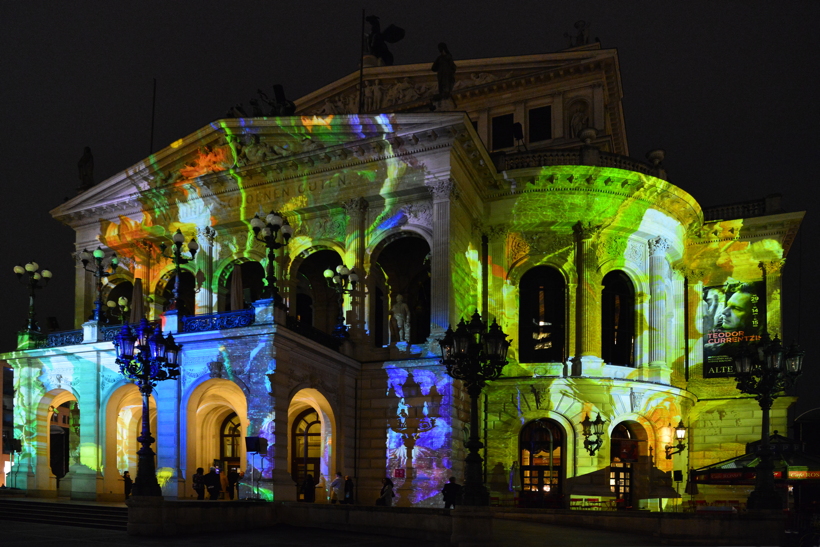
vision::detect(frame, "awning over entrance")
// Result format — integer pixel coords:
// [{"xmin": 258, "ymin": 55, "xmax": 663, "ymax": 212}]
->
[{"xmin": 693, "ymin": 432, "xmax": 820, "ymax": 485}]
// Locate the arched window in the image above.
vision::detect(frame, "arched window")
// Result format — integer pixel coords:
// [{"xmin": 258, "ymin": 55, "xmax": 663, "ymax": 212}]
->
[
  {"xmin": 220, "ymin": 413, "xmax": 241, "ymax": 460},
  {"xmin": 601, "ymin": 271, "xmax": 635, "ymax": 366},
  {"xmin": 519, "ymin": 419, "xmax": 564, "ymax": 507},
  {"xmin": 519, "ymin": 266, "xmax": 565, "ymax": 363},
  {"xmin": 161, "ymin": 271, "xmax": 197, "ymax": 315},
  {"xmin": 291, "ymin": 409, "xmax": 321, "ymax": 488}
]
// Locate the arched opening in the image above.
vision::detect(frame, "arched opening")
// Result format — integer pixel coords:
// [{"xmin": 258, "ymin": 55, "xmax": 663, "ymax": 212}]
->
[
  {"xmin": 49, "ymin": 402, "xmax": 76, "ymax": 481},
  {"xmin": 610, "ymin": 421, "xmax": 644, "ymax": 508},
  {"xmin": 186, "ymin": 379, "xmax": 248, "ymax": 499},
  {"xmin": 519, "ymin": 266, "xmax": 566, "ymax": 363},
  {"xmin": 519, "ymin": 419, "xmax": 564, "ymax": 507},
  {"xmin": 288, "ymin": 388, "xmax": 337, "ymax": 504},
  {"xmin": 293, "ymin": 249, "xmax": 343, "ymax": 334},
  {"xmin": 371, "ymin": 236, "xmax": 431, "ymax": 345},
  {"xmin": 161, "ymin": 270, "xmax": 197, "ymax": 315},
  {"xmin": 602, "ymin": 271, "xmax": 636, "ymax": 366},
  {"xmin": 222, "ymin": 261, "xmax": 266, "ymax": 311}
]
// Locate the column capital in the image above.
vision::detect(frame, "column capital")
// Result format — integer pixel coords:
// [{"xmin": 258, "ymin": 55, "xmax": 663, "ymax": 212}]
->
[
  {"xmin": 426, "ymin": 177, "xmax": 457, "ymax": 201},
  {"xmin": 341, "ymin": 197, "xmax": 368, "ymax": 215},
  {"xmin": 648, "ymin": 236, "xmax": 671, "ymax": 257},
  {"xmin": 759, "ymin": 259, "xmax": 785, "ymax": 275},
  {"xmin": 573, "ymin": 220, "xmax": 602, "ymax": 240}
]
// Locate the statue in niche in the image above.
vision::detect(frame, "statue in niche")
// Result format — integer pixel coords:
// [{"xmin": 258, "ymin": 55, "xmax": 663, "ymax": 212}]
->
[
  {"xmin": 258, "ymin": 84, "xmax": 296, "ymax": 116},
  {"xmin": 389, "ymin": 294, "xmax": 411, "ymax": 343},
  {"xmin": 364, "ymin": 15, "xmax": 405, "ymax": 66},
  {"xmin": 431, "ymin": 43, "xmax": 456, "ymax": 100},
  {"xmin": 77, "ymin": 146, "xmax": 94, "ymax": 192}
]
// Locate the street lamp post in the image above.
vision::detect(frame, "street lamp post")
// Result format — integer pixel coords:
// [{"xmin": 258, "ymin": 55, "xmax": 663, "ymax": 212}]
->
[
  {"xmin": 14, "ymin": 261, "xmax": 52, "ymax": 332},
  {"xmin": 581, "ymin": 413, "xmax": 606, "ymax": 456},
  {"xmin": 80, "ymin": 247, "xmax": 118, "ymax": 322},
  {"xmin": 439, "ymin": 312, "xmax": 509, "ymax": 506},
  {"xmin": 250, "ymin": 211, "xmax": 293, "ymax": 305},
  {"xmin": 323, "ymin": 264, "xmax": 359, "ymax": 339},
  {"xmin": 114, "ymin": 318, "xmax": 182, "ymax": 497},
  {"xmin": 159, "ymin": 229, "xmax": 199, "ymax": 312},
  {"xmin": 733, "ymin": 332, "xmax": 804, "ymax": 510}
]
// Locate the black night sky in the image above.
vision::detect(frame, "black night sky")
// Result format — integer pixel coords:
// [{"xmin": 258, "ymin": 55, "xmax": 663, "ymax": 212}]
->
[{"xmin": 2, "ymin": 2, "xmax": 819, "ymax": 412}]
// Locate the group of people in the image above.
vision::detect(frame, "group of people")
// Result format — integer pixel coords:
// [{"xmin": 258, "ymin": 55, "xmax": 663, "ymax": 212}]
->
[
  {"xmin": 300, "ymin": 472, "xmax": 355, "ymax": 504},
  {"xmin": 375, "ymin": 475, "xmax": 462, "ymax": 508},
  {"xmin": 192, "ymin": 467, "xmax": 242, "ymax": 500}
]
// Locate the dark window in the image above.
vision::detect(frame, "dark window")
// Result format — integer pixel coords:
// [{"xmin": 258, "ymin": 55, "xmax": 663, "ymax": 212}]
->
[
  {"xmin": 519, "ymin": 266, "xmax": 565, "ymax": 363},
  {"xmin": 220, "ymin": 413, "xmax": 241, "ymax": 460},
  {"xmin": 519, "ymin": 419, "xmax": 563, "ymax": 506},
  {"xmin": 291, "ymin": 409, "xmax": 322, "ymax": 494},
  {"xmin": 528, "ymin": 106, "xmax": 552, "ymax": 143},
  {"xmin": 601, "ymin": 271, "xmax": 635, "ymax": 366},
  {"xmin": 491, "ymin": 113, "xmax": 515, "ymax": 150}
]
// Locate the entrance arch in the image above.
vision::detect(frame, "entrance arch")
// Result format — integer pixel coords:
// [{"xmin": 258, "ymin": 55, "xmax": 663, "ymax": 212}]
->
[
  {"xmin": 288, "ymin": 388, "xmax": 337, "ymax": 502},
  {"xmin": 610, "ymin": 420, "xmax": 649, "ymax": 507},
  {"xmin": 185, "ymin": 379, "xmax": 248, "ymax": 498},
  {"xmin": 519, "ymin": 418, "xmax": 565, "ymax": 507}
]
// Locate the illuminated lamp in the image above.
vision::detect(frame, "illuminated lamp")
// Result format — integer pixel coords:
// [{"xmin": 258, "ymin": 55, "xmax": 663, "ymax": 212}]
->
[
  {"xmin": 440, "ymin": 311, "xmax": 509, "ymax": 506},
  {"xmin": 786, "ymin": 341, "xmax": 805, "ymax": 374},
  {"xmin": 324, "ymin": 263, "xmax": 360, "ymax": 339},
  {"xmin": 249, "ymin": 210, "xmax": 291, "ymax": 304},
  {"xmin": 80, "ymin": 246, "xmax": 118, "ymax": 322},
  {"xmin": 665, "ymin": 420, "xmax": 687, "ymax": 459},
  {"xmin": 13, "ymin": 260, "xmax": 52, "ymax": 334},
  {"xmin": 159, "ymin": 229, "xmax": 199, "ymax": 313}
]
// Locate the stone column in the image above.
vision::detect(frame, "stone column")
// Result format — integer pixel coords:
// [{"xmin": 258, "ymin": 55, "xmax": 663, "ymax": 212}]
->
[
  {"xmin": 647, "ymin": 237, "xmax": 671, "ymax": 380},
  {"xmin": 70, "ymin": 354, "xmax": 101, "ymax": 500},
  {"xmin": 426, "ymin": 178, "xmax": 456, "ymax": 336},
  {"xmin": 342, "ymin": 198, "xmax": 368, "ymax": 341},
  {"xmin": 154, "ymin": 379, "xmax": 182, "ymax": 499},
  {"xmin": 572, "ymin": 221, "xmax": 603, "ymax": 376},
  {"xmin": 196, "ymin": 226, "xmax": 217, "ymax": 314},
  {"xmin": 759, "ymin": 260, "xmax": 785, "ymax": 335}
]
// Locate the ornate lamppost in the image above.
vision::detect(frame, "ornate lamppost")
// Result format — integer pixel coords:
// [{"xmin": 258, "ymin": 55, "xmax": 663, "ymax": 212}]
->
[
  {"xmin": 733, "ymin": 332, "xmax": 804, "ymax": 510},
  {"xmin": 159, "ymin": 229, "xmax": 199, "ymax": 311},
  {"xmin": 80, "ymin": 247, "xmax": 119, "ymax": 322},
  {"xmin": 114, "ymin": 318, "xmax": 182, "ymax": 496},
  {"xmin": 323, "ymin": 264, "xmax": 359, "ymax": 339},
  {"xmin": 580, "ymin": 413, "xmax": 606, "ymax": 456},
  {"xmin": 107, "ymin": 296, "xmax": 130, "ymax": 325},
  {"xmin": 439, "ymin": 312, "xmax": 509, "ymax": 506},
  {"xmin": 14, "ymin": 261, "xmax": 52, "ymax": 332},
  {"xmin": 250, "ymin": 211, "xmax": 293, "ymax": 305}
]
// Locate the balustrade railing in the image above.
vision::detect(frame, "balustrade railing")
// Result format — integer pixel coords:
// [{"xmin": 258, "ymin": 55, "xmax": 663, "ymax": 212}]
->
[
  {"xmin": 43, "ymin": 329, "xmax": 84, "ymax": 348},
  {"xmin": 285, "ymin": 316, "xmax": 341, "ymax": 351},
  {"xmin": 180, "ymin": 308, "xmax": 255, "ymax": 333}
]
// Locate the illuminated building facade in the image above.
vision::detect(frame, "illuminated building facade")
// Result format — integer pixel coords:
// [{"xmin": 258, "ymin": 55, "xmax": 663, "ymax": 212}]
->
[{"xmin": 2, "ymin": 44, "xmax": 803, "ymax": 507}]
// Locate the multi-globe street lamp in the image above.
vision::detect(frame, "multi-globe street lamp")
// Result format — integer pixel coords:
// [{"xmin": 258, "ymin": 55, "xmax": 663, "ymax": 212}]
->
[
  {"xmin": 114, "ymin": 318, "xmax": 182, "ymax": 497},
  {"xmin": 80, "ymin": 247, "xmax": 118, "ymax": 322},
  {"xmin": 439, "ymin": 312, "xmax": 509, "ymax": 506},
  {"xmin": 159, "ymin": 229, "xmax": 199, "ymax": 312},
  {"xmin": 733, "ymin": 332, "xmax": 804, "ymax": 510},
  {"xmin": 13, "ymin": 261, "xmax": 52, "ymax": 332},
  {"xmin": 322, "ymin": 264, "xmax": 359, "ymax": 339},
  {"xmin": 250, "ymin": 211, "xmax": 293, "ymax": 305}
]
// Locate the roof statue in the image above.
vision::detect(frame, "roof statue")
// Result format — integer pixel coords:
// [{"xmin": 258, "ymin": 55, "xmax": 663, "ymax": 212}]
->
[
  {"xmin": 364, "ymin": 15, "xmax": 404, "ymax": 67},
  {"xmin": 430, "ymin": 42, "xmax": 457, "ymax": 110},
  {"xmin": 258, "ymin": 84, "xmax": 296, "ymax": 116},
  {"xmin": 565, "ymin": 20, "xmax": 591, "ymax": 48},
  {"xmin": 77, "ymin": 146, "xmax": 94, "ymax": 193}
]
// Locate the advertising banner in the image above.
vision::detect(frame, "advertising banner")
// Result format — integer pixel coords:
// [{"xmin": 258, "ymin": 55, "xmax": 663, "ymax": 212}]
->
[{"xmin": 702, "ymin": 280, "xmax": 765, "ymax": 378}]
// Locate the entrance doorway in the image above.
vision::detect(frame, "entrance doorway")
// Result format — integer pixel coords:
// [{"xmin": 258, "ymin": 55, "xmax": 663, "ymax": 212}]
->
[
  {"xmin": 291, "ymin": 409, "xmax": 321, "ymax": 500},
  {"xmin": 610, "ymin": 422, "xmax": 640, "ymax": 507},
  {"xmin": 519, "ymin": 419, "xmax": 564, "ymax": 507}
]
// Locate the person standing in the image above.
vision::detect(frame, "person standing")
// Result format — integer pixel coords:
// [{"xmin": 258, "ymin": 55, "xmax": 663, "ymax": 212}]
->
[
  {"xmin": 343, "ymin": 475, "xmax": 354, "ymax": 505},
  {"xmin": 227, "ymin": 468, "xmax": 239, "ymax": 500},
  {"xmin": 192, "ymin": 467, "xmax": 205, "ymax": 500},
  {"xmin": 330, "ymin": 471, "xmax": 343, "ymax": 504},
  {"xmin": 204, "ymin": 467, "xmax": 221, "ymax": 500},
  {"xmin": 378, "ymin": 477, "xmax": 395, "ymax": 507},
  {"xmin": 442, "ymin": 476, "xmax": 462, "ymax": 509},
  {"xmin": 123, "ymin": 471, "xmax": 132, "ymax": 500}
]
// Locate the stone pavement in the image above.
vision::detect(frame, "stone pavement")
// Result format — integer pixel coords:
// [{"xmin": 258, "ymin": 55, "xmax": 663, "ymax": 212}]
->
[{"xmin": 0, "ymin": 517, "xmax": 777, "ymax": 547}]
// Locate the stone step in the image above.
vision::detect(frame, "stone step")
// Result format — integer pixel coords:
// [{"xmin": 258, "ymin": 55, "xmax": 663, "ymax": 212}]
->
[{"xmin": 0, "ymin": 499, "xmax": 128, "ymax": 531}]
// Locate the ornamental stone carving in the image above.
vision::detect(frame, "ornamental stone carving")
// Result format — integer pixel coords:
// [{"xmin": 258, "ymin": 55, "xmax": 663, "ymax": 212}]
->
[
  {"xmin": 341, "ymin": 197, "xmax": 368, "ymax": 216},
  {"xmin": 759, "ymin": 259, "xmax": 786, "ymax": 274},
  {"xmin": 296, "ymin": 215, "xmax": 346, "ymax": 241},
  {"xmin": 523, "ymin": 232, "xmax": 574, "ymax": 255},
  {"xmin": 507, "ymin": 233, "xmax": 529, "ymax": 267},
  {"xmin": 484, "ymin": 224, "xmax": 509, "ymax": 241},
  {"xmin": 400, "ymin": 201, "xmax": 433, "ymax": 228},
  {"xmin": 572, "ymin": 220, "xmax": 602, "ymax": 239},
  {"xmin": 625, "ymin": 240, "xmax": 644, "ymax": 265}
]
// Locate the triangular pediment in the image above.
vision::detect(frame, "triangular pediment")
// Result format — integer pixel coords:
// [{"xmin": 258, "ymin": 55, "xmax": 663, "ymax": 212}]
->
[{"xmin": 50, "ymin": 113, "xmax": 473, "ymax": 227}]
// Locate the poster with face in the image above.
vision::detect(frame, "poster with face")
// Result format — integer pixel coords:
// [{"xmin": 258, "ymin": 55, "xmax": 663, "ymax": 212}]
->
[{"xmin": 702, "ymin": 281, "xmax": 764, "ymax": 378}]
